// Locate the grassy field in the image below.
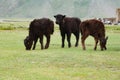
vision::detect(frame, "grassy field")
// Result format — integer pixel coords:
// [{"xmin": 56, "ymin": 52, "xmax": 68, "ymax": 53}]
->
[{"xmin": 0, "ymin": 22, "xmax": 120, "ymax": 80}]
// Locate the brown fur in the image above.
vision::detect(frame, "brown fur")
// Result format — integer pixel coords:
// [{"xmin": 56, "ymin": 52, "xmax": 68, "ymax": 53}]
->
[{"xmin": 80, "ymin": 19, "xmax": 108, "ymax": 50}]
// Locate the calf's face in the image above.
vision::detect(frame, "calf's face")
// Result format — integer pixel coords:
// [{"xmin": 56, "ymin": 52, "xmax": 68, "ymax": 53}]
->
[
  {"xmin": 54, "ymin": 14, "xmax": 66, "ymax": 24},
  {"xmin": 100, "ymin": 36, "xmax": 108, "ymax": 50},
  {"xmin": 24, "ymin": 36, "xmax": 33, "ymax": 50}
]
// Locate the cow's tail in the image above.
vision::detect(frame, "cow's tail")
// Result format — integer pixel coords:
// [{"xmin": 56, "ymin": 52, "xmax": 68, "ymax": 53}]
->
[
  {"xmin": 79, "ymin": 22, "xmax": 88, "ymax": 36},
  {"xmin": 79, "ymin": 24, "xmax": 83, "ymax": 35},
  {"xmin": 75, "ymin": 18, "xmax": 81, "ymax": 34},
  {"xmin": 50, "ymin": 20, "xmax": 54, "ymax": 34},
  {"xmin": 76, "ymin": 18, "xmax": 81, "ymax": 26}
]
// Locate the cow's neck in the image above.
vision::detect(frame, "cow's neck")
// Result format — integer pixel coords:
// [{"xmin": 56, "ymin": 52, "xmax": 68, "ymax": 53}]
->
[
  {"xmin": 29, "ymin": 33, "xmax": 34, "ymax": 40},
  {"xmin": 59, "ymin": 23, "xmax": 64, "ymax": 30}
]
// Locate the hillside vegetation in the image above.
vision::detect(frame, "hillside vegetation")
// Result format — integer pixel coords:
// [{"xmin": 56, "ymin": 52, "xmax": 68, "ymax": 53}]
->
[{"xmin": 0, "ymin": 0, "xmax": 120, "ymax": 18}]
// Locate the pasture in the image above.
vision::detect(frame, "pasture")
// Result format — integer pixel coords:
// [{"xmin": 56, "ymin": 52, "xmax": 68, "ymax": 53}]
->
[{"xmin": 0, "ymin": 21, "xmax": 120, "ymax": 80}]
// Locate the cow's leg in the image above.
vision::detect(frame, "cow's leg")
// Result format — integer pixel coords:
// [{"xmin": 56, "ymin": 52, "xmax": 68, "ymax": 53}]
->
[
  {"xmin": 32, "ymin": 36, "xmax": 38, "ymax": 50},
  {"xmin": 74, "ymin": 32, "xmax": 79, "ymax": 47},
  {"xmin": 61, "ymin": 33, "xmax": 65, "ymax": 48},
  {"xmin": 94, "ymin": 37, "xmax": 98, "ymax": 50},
  {"xmin": 104, "ymin": 36, "xmax": 108, "ymax": 50},
  {"xmin": 100, "ymin": 45, "xmax": 104, "ymax": 51},
  {"xmin": 45, "ymin": 34, "xmax": 50, "ymax": 49},
  {"xmin": 67, "ymin": 33, "xmax": 71, "ymax": 48},
  {"xmin": 39, "ymin": 35, "xmax": 44, "ymax": 50},
  {"xmin": 81, "ymin": 34, "xmax": 89, "ymax": 50}
]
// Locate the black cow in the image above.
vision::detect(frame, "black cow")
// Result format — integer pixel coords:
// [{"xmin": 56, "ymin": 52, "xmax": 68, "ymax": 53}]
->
[
  {"xmin": 54, "ymin": 14, "xmax": 81, "ymax": 48},
  {"xmin": 24, "ymin": 18, "xmax": 54, "ymax": 50}
]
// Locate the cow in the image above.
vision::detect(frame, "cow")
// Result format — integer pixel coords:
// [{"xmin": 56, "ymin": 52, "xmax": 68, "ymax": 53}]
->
[
  {"xmin": 80, "ymin": 19, "xmax": 108, "ymax": 51},
  {"xmin": 24, "ymin": 18, "xmax": 54, "ymax": 50},
  {"xmin": 54, "ymin": 14, "xmax": 81, "ymax": 48}
]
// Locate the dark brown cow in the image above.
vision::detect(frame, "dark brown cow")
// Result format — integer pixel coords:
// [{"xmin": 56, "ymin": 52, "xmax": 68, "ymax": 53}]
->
[
  {"xmin": 80, "ymin": 19, "xmax": 108, "ymax": 50},
  {"xmin": 24, "ymin": 18, "xmax": 54, "ymax": 50},
  {"xmin": 54, "ymin": 14, "xmax": 81, "ymax": 48}
]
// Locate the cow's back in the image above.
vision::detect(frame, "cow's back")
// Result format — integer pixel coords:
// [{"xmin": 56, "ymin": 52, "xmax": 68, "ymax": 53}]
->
[
  {"xmin": 64, "ymin": 17, "xmax": 81, "ymax": 32},
  {"xmin": 89, "ymin": 19, "xmax": 105, "ymax": 37},
  {"xmin": 29, "ymin": 18, "xmax": 54, "ymax": 36},
  {"xmin": 80, "ymin": 19, "xmax": 105, "ymax": 37}
]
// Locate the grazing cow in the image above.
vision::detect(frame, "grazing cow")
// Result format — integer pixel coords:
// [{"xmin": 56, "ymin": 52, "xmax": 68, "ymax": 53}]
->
[
  {"xmin": 54, "ymin": 14, "xmax": 81, "ymax": 48},
  {"xmin": 80, "ymin": 19, "xmax": 108, "ymax": 51},
  {"xmin": 24, "ymin": 18, "xmax": 54, "ymax": 50}
]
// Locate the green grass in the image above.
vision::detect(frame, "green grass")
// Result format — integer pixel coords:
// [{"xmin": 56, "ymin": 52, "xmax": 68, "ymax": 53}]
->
[
  {"xmin": 106, "ymin": 25, "xmax": 120, "ymax": 33},
  {"xmin": 0, "ymin": 24, "xmax": 120, "ymax": 80},
  {"xmin": 0, "ymin": 21, "xmax": 29, "ymax": 30}
]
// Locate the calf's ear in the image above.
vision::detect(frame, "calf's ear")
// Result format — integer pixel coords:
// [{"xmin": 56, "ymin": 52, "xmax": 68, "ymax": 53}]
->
[
  {"xmin": 106, "ymin": 36, "xmax": 108, "ymax": 40},
  {"xmin": 54, "ymin": 15, "xmax": 56, "ymax": 18},
  {"xmin": 26, "ymin": 36, "xmax": 29, "ymax": 40},
  {"xmin": 63, "ymin": 15, "xmax": 66, "ymax": 18}
]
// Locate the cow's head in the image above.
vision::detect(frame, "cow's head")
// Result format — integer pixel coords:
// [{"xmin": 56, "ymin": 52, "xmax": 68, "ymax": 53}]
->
[
  {"xmin": 100, "ymin": 36, "xmax": 108, "ymax": 50},
  {"xmin": 54, "ymin": 14, "xmax": 66, "ymax": 24},
  {"xmin": 24, "ymin": 36, "xmax": 33, "ymax": 50}
]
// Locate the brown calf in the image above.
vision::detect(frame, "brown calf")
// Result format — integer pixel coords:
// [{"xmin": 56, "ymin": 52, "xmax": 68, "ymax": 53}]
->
[{"xmin": 80, "ymin": 19, "xmax": 108, "ymax": 50}]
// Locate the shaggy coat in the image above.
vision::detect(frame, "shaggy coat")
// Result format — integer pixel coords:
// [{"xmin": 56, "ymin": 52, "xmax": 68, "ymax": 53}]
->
[
  {"xmin": 80, "ymin": 19, "xmax": 108, "ymax": 50},
  {"xmin": 54, "ymin": 14, "xmax": 81, "ymax": 48},
  {"xmin": 24, "ymin": 18, "xmax": 54, "ymax": 50}
]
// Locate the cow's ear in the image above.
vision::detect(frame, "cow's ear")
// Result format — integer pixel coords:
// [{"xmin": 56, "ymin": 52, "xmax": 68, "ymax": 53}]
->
[
  {"xmin": 63, "ymin": 15, "xmax": 66, "ymax": 18},
  {"xmin": 26, "ymin": 36, "xmax": 30, "ymax": 40},
  {"xmin": 106, "ymin": 36, "xmax": 108, "ymax": 40},
  {"xmin": 54, "ymin": 15, "xmax": 56, "ymax": 18}
]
